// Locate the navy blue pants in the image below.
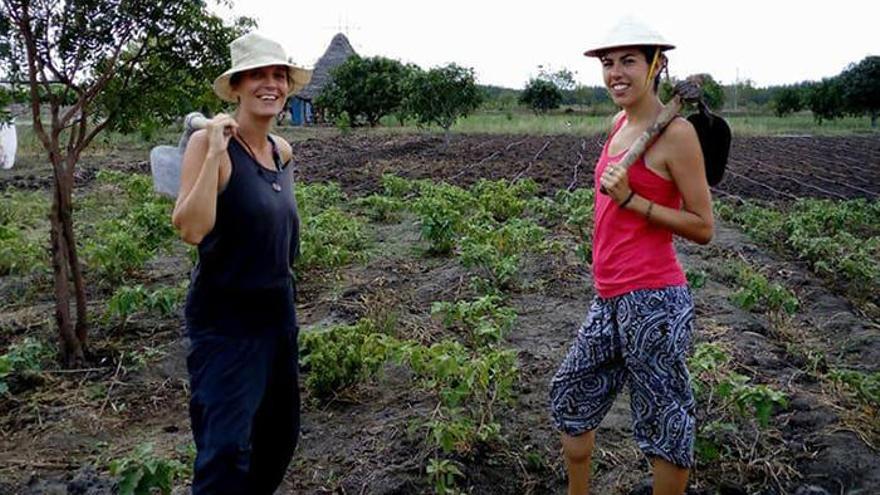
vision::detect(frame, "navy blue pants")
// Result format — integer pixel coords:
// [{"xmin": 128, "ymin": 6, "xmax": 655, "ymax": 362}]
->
[{"xmin": 187, "ymin": 327, "xmax": 300, "ymax": 494}]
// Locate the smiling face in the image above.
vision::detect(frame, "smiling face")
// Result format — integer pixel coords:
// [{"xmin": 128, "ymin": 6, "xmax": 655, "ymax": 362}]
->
[
  {"xmin": 230, "ymin": 65, "xmax": 290, "ymax": 117},
  {"xmin": 599, "ymin": 48, "xmax": 656, "ymax": 107}
]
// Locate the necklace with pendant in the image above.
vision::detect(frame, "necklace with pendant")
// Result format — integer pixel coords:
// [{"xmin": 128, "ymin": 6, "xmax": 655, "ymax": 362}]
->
[{"xmin": 238, "ymin": 135, "xmax": 282, "ymax": 192}]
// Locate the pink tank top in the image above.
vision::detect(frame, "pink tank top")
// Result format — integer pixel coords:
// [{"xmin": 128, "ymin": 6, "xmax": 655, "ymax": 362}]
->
[{"xmin": 592, "ymin": 115, "xmax": 686, "ymax": 298}]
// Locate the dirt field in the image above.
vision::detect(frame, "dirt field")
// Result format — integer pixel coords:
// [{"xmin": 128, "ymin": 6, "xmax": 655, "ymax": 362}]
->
[{"xmin": 0, "ymin": 131, "xmax": 878, "ymax": 495}]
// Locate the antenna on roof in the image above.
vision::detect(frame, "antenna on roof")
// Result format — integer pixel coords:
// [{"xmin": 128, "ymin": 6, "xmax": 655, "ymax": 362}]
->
[{"xmin": 322, "ymin": 14, "xmax": 361, "ymax": 37}]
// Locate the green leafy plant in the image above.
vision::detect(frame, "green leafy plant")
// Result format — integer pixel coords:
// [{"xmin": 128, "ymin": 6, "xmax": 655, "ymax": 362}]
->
[
  {"xmin": 431, "ymin": 295, "xmax": 517, "ymax": 347},
  {"xmin": 381, "ymin": 174, "xmax": 416, "ymax": 198},
  {"xmin": 297, "ymin": 207, "xmax": 368, "ymax": 269},
  {"xmin": 108, "ymin": 443, "xmax": 187, "ymax": 495},
  {"xmin": 426, "ymin": 457, "xmax": 464, "ymax": 495},
  {"xmin": 106, "ymin": 284, "xmax": 187, "ymax": 322},
  {"xmin": 458, "ymin": 218, "xmax": 546, "ymax": 288},
  {"xmin": 470, "ymin": 178, "xmax": 538, "ymax": 222},
  {"xmin": 353, "ymin": 194, "xmax": 405, "ymax": 223},
  {"xmin": 411, "ymin": 182, "xmax": 475, "ymax": 255},
  {"xmin": 0, "ymin": 337, "xmax": 51, "ymax": 394},
  {"xmin": 728, "ymin": 262, "xmax": 799, "ymax": 315},
  {"xmin": 298, "ymin": 319, "xmax": 398, "ymax": 399},
  {"xmin": 829, "ymin": 368, "xmax": 880, "ymax": 407}
]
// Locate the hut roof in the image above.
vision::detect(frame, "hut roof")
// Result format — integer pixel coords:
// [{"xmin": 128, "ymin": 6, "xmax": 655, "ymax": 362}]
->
[{"xmin": 296, "ymin": 33, "xmax": 357, "ymax": 100}]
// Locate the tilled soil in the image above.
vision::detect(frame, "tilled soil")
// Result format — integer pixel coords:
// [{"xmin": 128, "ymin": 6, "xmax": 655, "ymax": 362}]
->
[{"xmin": 1, "ymin": 131, "xmax": 878, "ymax": 494}]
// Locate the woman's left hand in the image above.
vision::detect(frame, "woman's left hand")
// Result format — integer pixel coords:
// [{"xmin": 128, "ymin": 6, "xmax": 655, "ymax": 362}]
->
[{"xmin": 600, "ymin": 165, "xmax": 632, "ymax": 204}]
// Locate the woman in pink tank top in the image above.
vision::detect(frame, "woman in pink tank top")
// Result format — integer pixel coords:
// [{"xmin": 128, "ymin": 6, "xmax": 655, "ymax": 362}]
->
[{"xmin": 549, "ymin": 17, "xmax": 714, "ymax": 495}]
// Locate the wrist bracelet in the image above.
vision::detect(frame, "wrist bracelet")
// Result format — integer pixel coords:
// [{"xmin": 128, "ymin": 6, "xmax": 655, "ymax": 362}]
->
[
  {"xmin": 619, "ymin": 191, "xmax": 635, "ymax": 208},
  {"xmin": 646, "ymin": 201, "xmax": 654, "ymax": 221}
]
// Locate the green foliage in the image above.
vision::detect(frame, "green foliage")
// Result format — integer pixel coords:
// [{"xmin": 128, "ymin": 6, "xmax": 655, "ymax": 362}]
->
[
  {"xmin": 298, "ymin": 320, "xmax": 397, "ymax": 399},
  {"xmin": 805, "ymin": 78, "xmax": 845, "ymax": 124},
  {"xmin": 381, "ymin": 174, "xmax": 417, "ymax": 198},
  {"xmin": 0, "ymin": 337, "xmax": 51, "ymax": 395},
  {"xmin": 316, "ymin": 55, "xmax": 411, "ymax": 127},
  {"xmin": 353, "ymin": 194, "xmax": 405, "ymax": 223},
  {"xmin": 686, "ymin": 269, "xmax": 707, "ymax": 290},
  {"xmin": 426, "ymin": 458, "xmax": 464, "ymax": 495},
  {"xmin": 0, "ymin": 224, "xmax": 46, "ymax": 276},
  {"xmin": 106, "ymin": 284, "xmax": 187, "ymax": 322},
  {"xmin": 718, "ymin": 198, "xmax": 880, "ymax": 305},
  {"xmin": 85, "ymin": 171, "xmax": 176, "ymax": 283},
  {"xmin": 108, "ymin": 443, "xmax": 187, "ymax": 495},
  {"xmin": 470, "ymin": 178, "xmax": 538, "ymax": 222},
  {"xmin": 0, "ymin": 190, "xmax": 49, "ymax": 229},
  {"xmin": 404, "ymin": 63, "xmax": 483, "ymax": 133},
  {"xmin": 829, "ymin": 369, "xmax": 880, "ymax": 407},
  {"xmin": 689, "ymin": 343, "xmax": 788, "ymax": 428},
  {"xmin": 412, "ymin": 182, "xmax": 475, "ymax": 255},
  {"xmin": 839, "ymin": 56, "xmax": 880, "ymax": 127},
  {"xmin": 773, "ymin": 86, "xmax": 805, "ymax": 117},
  {"xmin": 529, "ymin": 188, "xmax": 595, "ymax": 262},
  {"xmin": 695, "ymin": 420, "xmax": 739, "ymax": 463},
  {"xmin": 459, "ymin": 218, "xmax": 547, "ymax": 289},
  {"xmin": 297, "ymin": 207, "xmax": 368, "ymax": 269},
  {"xmin": 728, "ymin": 262, "xmax": 799, "ymax": 315},
  {"xmin": 295, "ymin": 182, "xmax": 346, "ymax": 216},
  {"xmin": 432, "ymin": 295, "xmax": 517, "ymax": 347},
  {"xmin": 520, "ymin": 79, "xmax": 562, "ymax": 113}
]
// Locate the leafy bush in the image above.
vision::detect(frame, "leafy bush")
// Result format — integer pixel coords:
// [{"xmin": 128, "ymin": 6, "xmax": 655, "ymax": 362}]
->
[
  {"xmin": 381, "ymin": 174, "xmax": 416, "ymax": 198},
  {"xmin": 470, "ymin": 178, "xmax": 538, "ymax": 222},
  {"xmin": 354, "ymin": 194, "xmax": 405, "ymax": 223},
  {"xmin": 298, "ymin": 319, "xmax": 397, "ymax": 399},
  {"xmin": 108, "ymin": 443, "xmax": 187, "ymax": 495},
  {"xmin": 432, "ymin": 295, "xmax": 517, "ymax": 347},
  {"xmin": 297, "ymin": 207, "xmax": 368, "ymax": 269},
  {"xmin": 411, "ymin": 182, "xmax": 475, "ymax": 255},
  {"xmin": 458, "ymin": 218, "xmax": 546, "ymax": 288},
  {"xmin": 295, "ymin": 182, "xmax": 346, "ymax": 216},
  {"xmin": 0, "ymin": 338, "xmax": 51, "ymax": 394},
  {"xmin": 0, "ymin": 225, "xmax": 46, "ymax": 276},
  {"xmin": 106, "ymin": 284, "xmax": 187, "ymax": 322},
  {"xmin": 829, "ymin": 368, "xmax": 880, "ymax": 407}
]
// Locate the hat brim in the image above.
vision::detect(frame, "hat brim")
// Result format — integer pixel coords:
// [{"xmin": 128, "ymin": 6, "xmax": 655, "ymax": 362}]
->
[
  {"xmin": 584, "ymin": 43, "xmax": 675, "ymax": 58},
  {"xmin": 213, "ymin": 63, "xmax": 312, "ymax": 103}
]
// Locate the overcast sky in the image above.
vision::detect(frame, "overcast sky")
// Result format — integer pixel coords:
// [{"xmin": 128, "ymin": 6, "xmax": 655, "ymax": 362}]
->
[{"xmin": 215, "ymin": 0, "xmax": 878, "ymax": 89}]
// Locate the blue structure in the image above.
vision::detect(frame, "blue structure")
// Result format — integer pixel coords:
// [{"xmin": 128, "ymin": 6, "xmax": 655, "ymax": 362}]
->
[
  {"xmin": 289, "ymin": 98, "xmax": 310, "ymax": 126},
  {"xmin": 290, "ymin": 33, "xmax": 356, "ymax": 126}
]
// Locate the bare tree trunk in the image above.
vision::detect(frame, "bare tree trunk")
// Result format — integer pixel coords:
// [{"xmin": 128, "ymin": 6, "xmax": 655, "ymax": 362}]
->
[
  {"xmin": 50, "ymin": 179, "xmax": 84, "ymax": 367},
  {"xmin": 62, "ymin": 165, "xmax": 88, "ymax": 348}
]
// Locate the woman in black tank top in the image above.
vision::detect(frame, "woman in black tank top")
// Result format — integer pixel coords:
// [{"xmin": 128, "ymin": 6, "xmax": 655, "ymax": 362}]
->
[{"xmin": 171, "ymin": 32, "xmax": 311, "ymax": 495}]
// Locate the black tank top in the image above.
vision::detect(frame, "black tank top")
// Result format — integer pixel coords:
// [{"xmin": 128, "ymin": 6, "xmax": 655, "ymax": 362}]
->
[{"xmin": 184, "ymin": 137, "xmax": 300, "ymax": 335}]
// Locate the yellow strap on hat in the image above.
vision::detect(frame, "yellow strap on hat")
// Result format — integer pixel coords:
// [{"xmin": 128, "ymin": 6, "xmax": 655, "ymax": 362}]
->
[{"xmin": 645, "ymin": 47, "xmax": 661, "ymax": 92}]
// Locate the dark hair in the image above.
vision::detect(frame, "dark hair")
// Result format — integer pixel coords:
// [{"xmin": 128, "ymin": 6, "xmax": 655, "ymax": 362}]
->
[{"xmin": 638, "ymin": 47, "xmax": 665, "ymax": 93}]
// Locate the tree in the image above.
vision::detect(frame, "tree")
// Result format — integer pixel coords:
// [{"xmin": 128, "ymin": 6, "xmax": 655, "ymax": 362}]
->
[
  {"xmin": 0, "ymin": 0, "xmax": 248, "ymax": 366},
  {"xmin": 404, "ymin": 63, "xmax": 482, "ymax": 143},
  {"xmin": 520, "ymin": 78, "xmax": 562, "ymax": 114},
  {"xmin": 316, "ymin": 55, "xmax": 409, "ymax": 127},
  {"xmin": 773, "ymin": 85, "xmax": 804, "ymax": 117},
  {"xmin": 805, "ymin": 78, "xmax": 845, "ymax": 124},
  {"xmin": 839, "ymin": 56, "xmax": 880, "ymax": 127}
]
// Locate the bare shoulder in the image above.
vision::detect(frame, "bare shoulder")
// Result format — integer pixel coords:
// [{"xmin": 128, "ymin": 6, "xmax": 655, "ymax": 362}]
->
[
  {"xmin": 661, "ymin": 117, "xmax": 699, "ymax": 147},
  {"xmin": 187, "ymin": 129, "xmax": 209, "ymax": 149},
  {"xmin": 271, "ymin": 134, "xmax": 293, "ymax": 163}
]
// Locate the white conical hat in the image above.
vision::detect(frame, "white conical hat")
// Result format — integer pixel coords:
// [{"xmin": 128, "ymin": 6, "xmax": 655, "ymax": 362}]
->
[
  {"xmin": 584, "ymin": 16, "xmax": 675, "ymax": 57},
  {"xmin": 213, "ymin": 32, "xmax": 312, "ymax": 103}
]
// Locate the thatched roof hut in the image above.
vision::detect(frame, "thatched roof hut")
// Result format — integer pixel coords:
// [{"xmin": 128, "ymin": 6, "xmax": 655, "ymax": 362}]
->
[{"xmin": 296, "ymin": 33, "xmax": 357, "ymax": 101}]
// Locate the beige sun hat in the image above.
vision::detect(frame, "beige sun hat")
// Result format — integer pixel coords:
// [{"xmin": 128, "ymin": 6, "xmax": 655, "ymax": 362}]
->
[
  {"xmin": 213, "ymin": 32, "xmax": 313, "ymax": 103},
  {"xmin": 583, "ymin": 16, "xmax": 675, "ymax": 57}
]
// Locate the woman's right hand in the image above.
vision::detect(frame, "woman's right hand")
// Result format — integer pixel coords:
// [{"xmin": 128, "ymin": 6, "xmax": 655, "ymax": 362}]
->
[{"xmin": 205, "ymin": 113, "xmax": 238, "ymax": 158}]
